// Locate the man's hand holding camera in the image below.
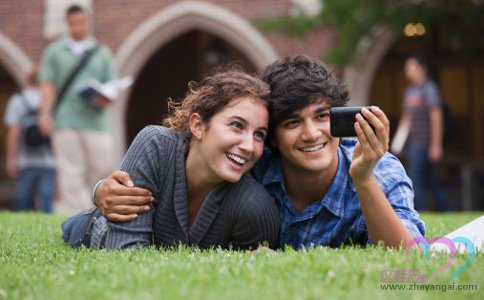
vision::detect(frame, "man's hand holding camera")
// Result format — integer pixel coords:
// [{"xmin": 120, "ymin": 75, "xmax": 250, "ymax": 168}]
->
[{"xmin": 349, "ymin": 106, "xmax": 390, "ymax": 183}]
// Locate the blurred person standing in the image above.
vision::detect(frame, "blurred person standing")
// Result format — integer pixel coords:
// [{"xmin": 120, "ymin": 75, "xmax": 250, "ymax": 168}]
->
[
  {"xmin": 394, "ymin": 54, "xmax": 452, "ymax": 211},
  {"xmin": 38, "ymin": 4, "xmax": 116, "ymax": 214},
  {"xmin": 4, "ymin": 67, "xmax": 56, "ymax": 212}
]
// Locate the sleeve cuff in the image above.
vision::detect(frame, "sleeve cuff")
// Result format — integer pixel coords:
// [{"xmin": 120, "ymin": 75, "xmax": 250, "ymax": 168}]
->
[{"xmin": 92, "ymin": 179, "xmax": 106, "ymax": 207}]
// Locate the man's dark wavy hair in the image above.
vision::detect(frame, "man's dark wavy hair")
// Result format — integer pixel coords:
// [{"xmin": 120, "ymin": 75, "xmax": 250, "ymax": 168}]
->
[
  {"xmin": 66, "ymin": 5, "xmax": 85, "ymax": 16},
  {"xmin": 261, "ymin": 55, "xmax": 349, "ymax": 143}
]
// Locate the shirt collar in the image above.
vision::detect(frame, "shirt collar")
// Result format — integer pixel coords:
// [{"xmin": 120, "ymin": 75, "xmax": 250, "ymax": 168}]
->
[
  {"xmin": 261, "ymin": 156, "xmax": 285, "ymax": 186},
  {"xmin": 320, "ymin": 146, "xmax": 349, "ymax": 218},
  {"xmin": 63, "ymin": 36, "xmax": 97, "ymax": 51},
  {"xmin": 261, "ymin": 144, "xmax": 356, "ymax": 219}
]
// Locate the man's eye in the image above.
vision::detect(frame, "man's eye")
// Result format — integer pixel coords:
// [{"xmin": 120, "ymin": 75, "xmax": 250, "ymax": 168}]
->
[
  {"xmin": 230, "ymin": 121, "xmax": 243, "ymax": 130},
  {"xmin": 283, "ymin": 119, "xmax": 299, "ymax": 128},
  {"xmin": 317, "ymin": 113, "xmax": 330, "ymax": 120},
  {"xmin": 254, "ymin": 131, "xmax": 266, "ymax": 141}
]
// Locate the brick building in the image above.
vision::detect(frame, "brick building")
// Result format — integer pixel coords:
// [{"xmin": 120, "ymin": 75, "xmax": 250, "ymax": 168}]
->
[{"xmin": 1, "ymin": 0, "xmax": 483, "ymax": 208}]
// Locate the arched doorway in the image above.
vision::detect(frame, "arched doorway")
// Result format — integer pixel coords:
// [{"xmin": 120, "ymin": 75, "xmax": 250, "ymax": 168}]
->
[
  {"xmin": 0, "ymin": 65, "xmax": 22, "ymax": 209},
  {"xmin": 0, "ymin": 33, "xmax": 32, "ymax": 209},
  {"xmin": 126, "ymin": 29, "xmax": 258, "ymax": 144},
  {"xmin": 369, "ymin": 35, "xmax": 484, "ymax": 158},
  {"xmin": 109, "ymin": 1, "xmax": 278, "ymax": 162},
  {"xmin": 368, "ymin": 30, "xmax": 484, "ymax": 210}
]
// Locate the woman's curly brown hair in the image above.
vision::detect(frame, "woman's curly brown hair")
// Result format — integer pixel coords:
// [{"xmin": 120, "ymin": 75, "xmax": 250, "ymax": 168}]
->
[{"xmin": 163, "ymin": 70, "xmax": 270, "ymax": 142}]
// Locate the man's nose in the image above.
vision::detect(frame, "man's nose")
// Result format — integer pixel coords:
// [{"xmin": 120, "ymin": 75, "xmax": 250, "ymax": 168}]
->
[{"xmin": 301, "ymin": 121, "xmax": 321, "ymax": 141}]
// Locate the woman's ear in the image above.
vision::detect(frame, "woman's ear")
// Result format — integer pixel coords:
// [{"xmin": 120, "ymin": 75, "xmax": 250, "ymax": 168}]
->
[{"xmin": 188, "ymin": 113, "xmax": 205, "ymax": 140}]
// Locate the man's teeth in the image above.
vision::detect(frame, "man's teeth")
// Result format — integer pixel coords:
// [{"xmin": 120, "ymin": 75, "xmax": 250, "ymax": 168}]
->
[
  {"xmin": 226, "ymin": 153, "xmax": 247, "ymax": 165},
  {"xmin": 300, "ymin": 144, "xmax": 324, "ymax": 152}
]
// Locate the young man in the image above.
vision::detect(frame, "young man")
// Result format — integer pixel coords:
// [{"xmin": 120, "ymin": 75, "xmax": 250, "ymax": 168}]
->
[
  {"xmin": 92, "ymin": 55, "xmax": 425, "ymax": 249},
  {"xmin": 4, "ymin": 67, "xmax": 56, "ymax": 212},
  {"xmin": 394, "ymin": 54, "xmax": 452, "ymax": 211},
  {"xmin": 39, "ymin": 5, "xmax": 116, "ymax": 214}
]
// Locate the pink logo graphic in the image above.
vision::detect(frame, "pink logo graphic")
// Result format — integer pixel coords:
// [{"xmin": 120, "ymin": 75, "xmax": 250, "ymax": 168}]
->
[{"xmin": 405, "ymin": 236, "xmax": 476, "ymax": 281}]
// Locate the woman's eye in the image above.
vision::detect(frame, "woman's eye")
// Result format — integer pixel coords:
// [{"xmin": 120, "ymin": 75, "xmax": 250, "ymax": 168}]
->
[
  {"xmin": 254, "ymin": 131, "xmax": 266, "ymax": 141},
  {"xmin": 230, "ymin": 121, "xmax": 243, "ymax": 130}
]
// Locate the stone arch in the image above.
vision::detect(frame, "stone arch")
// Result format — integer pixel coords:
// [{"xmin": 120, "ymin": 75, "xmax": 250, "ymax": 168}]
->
[
  {"xmin": 0, "ymin": 32, "xmax": 33, "ymax": 87},
  {"xmin": 0, "ymin": 33, "xmax": 33, "ymax": 207},
  {"xmin": 343, "ymin": 28, "xmax": 398, "ymax": 105},
  {"xmin": 116, "ymin": 1, "xmax": 278, "ymax": 78},
  {"xmin": 109, "ymin": 0, "xmax": 278, "ymax": 159}
]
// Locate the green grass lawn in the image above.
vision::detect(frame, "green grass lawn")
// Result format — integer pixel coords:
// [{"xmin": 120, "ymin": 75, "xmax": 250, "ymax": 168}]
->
[{"xmin": 0, "ymin": 212, "xmax": 482, "ymax": 300}]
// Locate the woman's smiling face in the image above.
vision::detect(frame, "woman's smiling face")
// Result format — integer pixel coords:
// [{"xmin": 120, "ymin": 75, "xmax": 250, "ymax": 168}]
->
[{"xmin": 193, "ymin": 96, "xmax": 269, "ymax": 184}]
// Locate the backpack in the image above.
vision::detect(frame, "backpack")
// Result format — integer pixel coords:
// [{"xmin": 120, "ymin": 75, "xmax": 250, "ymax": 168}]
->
[{"xmin": 18, "ymin": 94, "xmax": 51, "ymax": 149}]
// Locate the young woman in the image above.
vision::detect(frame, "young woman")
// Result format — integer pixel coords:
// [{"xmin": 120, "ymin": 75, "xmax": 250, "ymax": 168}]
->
[{"xmin": 61, "ymin": 70, "xmax": 280, "ymax": 250}]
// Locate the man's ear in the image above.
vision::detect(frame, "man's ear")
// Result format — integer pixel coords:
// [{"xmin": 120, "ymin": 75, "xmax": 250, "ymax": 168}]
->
[{"xmin": 188, "ymin": 113, "xmax": 204, "ymax": 140}]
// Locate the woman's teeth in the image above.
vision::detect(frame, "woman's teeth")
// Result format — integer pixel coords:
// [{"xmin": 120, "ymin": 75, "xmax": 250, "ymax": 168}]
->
[{"xmin": 226, "ymin": 153, "xmax": 247, "ymax": 165}]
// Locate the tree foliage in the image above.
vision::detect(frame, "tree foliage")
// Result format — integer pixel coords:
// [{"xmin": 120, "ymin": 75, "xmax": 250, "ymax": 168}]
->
[{"xmin": 258, "ymin": 0, "xmax": 484, "ymax": 65}]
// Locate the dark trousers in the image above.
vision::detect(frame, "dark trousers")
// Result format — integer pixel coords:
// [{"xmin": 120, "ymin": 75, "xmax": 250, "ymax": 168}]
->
[
  {"xmin": 406, "ymin": 144, "xmax": 453, "ymax": 211},
  {"xmin": 14, "ymin": 168, "xmax": 56, "ymax": 213},
  {"xmin": 61, "ymin": 209, "xmax": 97, "ymax": 247}
]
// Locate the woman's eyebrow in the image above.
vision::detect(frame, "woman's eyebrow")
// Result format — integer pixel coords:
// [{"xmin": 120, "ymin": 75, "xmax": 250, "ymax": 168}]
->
[
  {"xmin": 230, "ymin": 116, "xmax": 248, "ymax": 124},
  {"xmin": 231, "ymin": 116, "xmax": 268, "ymax": 131}
]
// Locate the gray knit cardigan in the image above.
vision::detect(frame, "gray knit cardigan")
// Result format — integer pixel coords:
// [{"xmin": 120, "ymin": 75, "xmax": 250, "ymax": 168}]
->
[{"xmin": 104, "ymin": 126, "xmax": 280, "ymax": 250}]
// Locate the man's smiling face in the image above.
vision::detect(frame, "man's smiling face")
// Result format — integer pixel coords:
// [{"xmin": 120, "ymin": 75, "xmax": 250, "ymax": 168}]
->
[{"xmin": 272, "ymin": 101, "xmax": 340, "ymax": 175}]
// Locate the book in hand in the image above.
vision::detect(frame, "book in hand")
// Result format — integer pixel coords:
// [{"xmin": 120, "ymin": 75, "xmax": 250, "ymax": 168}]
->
[
  {"xmin": 78, "ymin": 76, "xmax": 133, "ymax": 101},
  {"xmin": 429, "ymin": 216, "xmax": 484, "ymax": 254},
  {"xmin": 390, "ymin": 123, "xmax": 409, "ymax": 155}
]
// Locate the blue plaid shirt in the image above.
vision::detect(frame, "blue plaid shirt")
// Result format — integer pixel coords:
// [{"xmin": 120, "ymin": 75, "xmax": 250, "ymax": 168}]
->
[{"xmin": 252, "ymin": 138, "xmax": 425, "ymax": 250}]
